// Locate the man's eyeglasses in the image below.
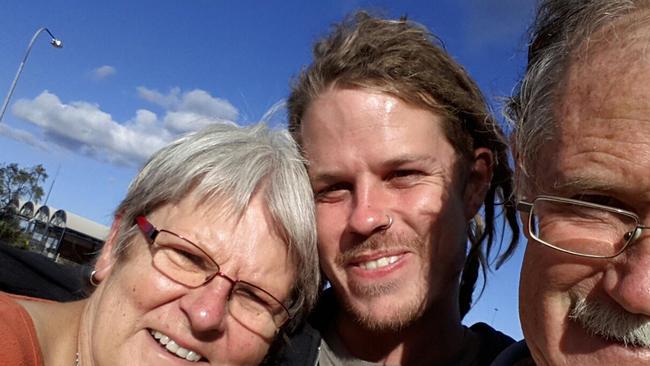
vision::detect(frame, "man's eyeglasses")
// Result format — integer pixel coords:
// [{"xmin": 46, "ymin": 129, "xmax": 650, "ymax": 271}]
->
[
  {"xmin": 135, "ymin": 216, "xmax": 291, "ymax": 337},
  {"xmin": 517, "ymin": 195, "xmax": 650, "ymax": 258}
]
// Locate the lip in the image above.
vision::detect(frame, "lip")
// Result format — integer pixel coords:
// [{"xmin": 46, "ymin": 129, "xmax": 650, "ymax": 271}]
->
[
  {"xmin": 346, "ymin": 251, "xmax": 410, "ymax": 279},
  {"xmin": 146, "ymin": 328, "xmax": 209, "ymax": 365}
]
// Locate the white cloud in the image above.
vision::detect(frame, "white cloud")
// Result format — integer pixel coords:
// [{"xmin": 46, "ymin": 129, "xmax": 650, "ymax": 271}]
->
[
  {"xmin": 91, "ymin": 65, "xmax": 117, "ymax": 80},
  {"xmin": 137, "ymin": 86, "xmax": 180, "ymax": 110},
  {"xmin": 137, "ymin": 87, "xmax": 239, "ymax": 133},
  {"xmin": 9, "ymin": 91, "xmax": 166, "ymax": 166},
  {"xmin": 6, "ymin": 87, "xmax": 238, "ymax": 167},
  {"xmin": 0, "ymin": 123, "xmax": 50, "ymax": 151}
]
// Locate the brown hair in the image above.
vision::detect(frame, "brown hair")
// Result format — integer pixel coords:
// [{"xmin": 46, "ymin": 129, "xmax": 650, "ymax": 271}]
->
[{"xmin": 288, "ymin": 11, "xmax": 519, "ymax": 317}]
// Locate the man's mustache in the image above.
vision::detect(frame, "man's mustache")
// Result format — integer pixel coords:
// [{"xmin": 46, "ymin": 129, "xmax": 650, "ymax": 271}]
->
[
  {"xmin": 569, "ymin": 295, "xmax": 650, "ymax": 348},
  {"xmin": 335, "ymin": 232, "xmax": 424, "ymax": 267}
]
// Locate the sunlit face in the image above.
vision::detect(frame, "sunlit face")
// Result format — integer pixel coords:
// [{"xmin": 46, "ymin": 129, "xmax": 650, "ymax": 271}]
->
[
  {"xmin": 519, "ymin": 25, "xmax": 650, "ymax": 366},
  {"xmin": 85, "ymin": 192, "xmax": 295, "ymax": 365},
  {"xmin": 299, "ymin": 87, "xmax": 489, "ymax": 330}
]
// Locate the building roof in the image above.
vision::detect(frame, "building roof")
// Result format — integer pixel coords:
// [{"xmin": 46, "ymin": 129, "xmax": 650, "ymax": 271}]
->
[
  {"xmin": 17, "ymin": 199, "xmax": 109, "ymax": 241},
  {"xmin": 60, "ymin": 211, "xmax": 109, "ymax": 241}
]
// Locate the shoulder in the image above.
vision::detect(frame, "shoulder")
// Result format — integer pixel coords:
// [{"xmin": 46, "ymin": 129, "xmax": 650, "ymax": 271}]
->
[
  {"xmin": 262, "ymin": 290, "xmax": 336, "ymax": 365},
  {"xmin": 262, "ymin": 291, "xmax": 335, "ymax": 365},
  {"xmin": 469, "ymin": 322, "xmax": 516, "ymax": 366},
  {"xmin": 0, "ymin": 292, "xmax": 44, "ymax": 366},
  {"xmin": 263, "ymin": 321, "xmax": 322, "ymax": 365}
]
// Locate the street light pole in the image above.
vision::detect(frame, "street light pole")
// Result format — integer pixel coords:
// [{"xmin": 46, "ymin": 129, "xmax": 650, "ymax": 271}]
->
[{"xmin": 0, "ymin": 27, "xmax": 63, "ymax": 124}]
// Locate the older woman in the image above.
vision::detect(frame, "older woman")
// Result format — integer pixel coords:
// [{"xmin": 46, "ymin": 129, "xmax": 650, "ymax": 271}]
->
[{"xmin": 0, "ymin": 122, "xmax": 320, "ymax": 365}]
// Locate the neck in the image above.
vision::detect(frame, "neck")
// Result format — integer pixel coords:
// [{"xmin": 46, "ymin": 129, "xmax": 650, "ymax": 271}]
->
[
  {"xmin": 334, "ymin": 300, "xmax": 467, "ymax": 365},
  {"xmin": 76, "ymin": 293, "xmax": 100, "ymax": 366}
]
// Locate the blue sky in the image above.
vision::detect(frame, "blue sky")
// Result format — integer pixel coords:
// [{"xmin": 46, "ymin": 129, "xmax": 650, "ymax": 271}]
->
[{"xmin": 1, "ymin": 0, "xmax": 537, "ymax": 339}]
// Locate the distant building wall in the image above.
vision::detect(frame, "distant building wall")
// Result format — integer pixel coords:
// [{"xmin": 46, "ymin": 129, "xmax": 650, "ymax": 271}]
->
[{"xmin": 13, "ymin": 199, "xmax": 109, "ymax": 265}]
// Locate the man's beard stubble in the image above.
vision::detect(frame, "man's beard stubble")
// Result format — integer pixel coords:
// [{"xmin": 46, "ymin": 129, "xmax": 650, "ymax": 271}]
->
[{"xmin": 335, "ymin": 231, "xmax": 431, "ymax": 332}]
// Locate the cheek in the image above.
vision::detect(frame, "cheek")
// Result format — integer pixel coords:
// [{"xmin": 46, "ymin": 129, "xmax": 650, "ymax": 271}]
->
[
  {"xmin": 316, "ymin": 204, "xmax": 342, "ymax": 238},
  {"xmin": 106, "ymin": 252, "xmax": 183, "ymax": 313},
  {"xmin": 522, "ymin": 241, "xmax": 605, "ymax": 297},
  {"xmin": 315, "ymin": 204, "xmax": 346, "ymax": 260},
  {"xmin": 225, "ymin": 331, "xmax": 271, "ymax": 364},
  {"xmin": 520, "ymin": 242, "xmax": 604, "ymax": 343},
  {"xmin": 399, "ymin": 186, "xmax": 465, "ymax": 244}
]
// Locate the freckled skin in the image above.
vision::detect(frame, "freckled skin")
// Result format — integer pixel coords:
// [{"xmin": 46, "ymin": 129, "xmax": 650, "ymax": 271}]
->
[{"xmin": 520, "ymin": 23, "xmax": 650, "ymax": 366}]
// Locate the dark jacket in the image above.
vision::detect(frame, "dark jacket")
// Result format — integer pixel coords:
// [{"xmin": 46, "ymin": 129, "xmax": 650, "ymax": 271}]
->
[
  {"xmin": 265, "ymin": 290, "xmax": 515, "ymax": 366},
  {"xmin": 489, "ymin": 341, "xmax": 535, "ymax": 366},
  {"xmin": 0, "ymin": 242, "xmax": 88, "ymax": 301}
]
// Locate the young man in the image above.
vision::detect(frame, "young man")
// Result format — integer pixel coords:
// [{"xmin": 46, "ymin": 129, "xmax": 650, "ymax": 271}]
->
[{"xmin": 271, "ymin": 12, "xmax": 519, "ymax": 366}]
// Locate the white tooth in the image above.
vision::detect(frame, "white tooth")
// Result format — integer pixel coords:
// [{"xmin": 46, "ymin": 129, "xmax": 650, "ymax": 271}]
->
[
  {"xmin": 175, "ymin": 347, "xmax": 189, "ymax": 358},
  {"xmin": 166, "ymin": 340, "xmax": 179, "ymax": 353},
  {"xmin": 151, "ymin": 330, "xmax": 204, "ymax": 362},
  {"xmin": 186, "ymin": 351, "xmax": 201, "ymax": 362},
  {"xmin": 360, "ymin": 256, "xmax": 400, "ymax": 270},
  {"xmin": 377, "ymin": 257, "xmax": 389, "ymax": 267}
]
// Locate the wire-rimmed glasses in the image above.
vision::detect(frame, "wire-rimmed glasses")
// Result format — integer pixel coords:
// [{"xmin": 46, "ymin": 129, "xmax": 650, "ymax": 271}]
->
[
  {"xmin": 517, "ymin": 195, "xmax": 650, "ymax": 258},
  {"xmin": 135, "ymin": 216, "xmax": 291, "ymax": 337}
]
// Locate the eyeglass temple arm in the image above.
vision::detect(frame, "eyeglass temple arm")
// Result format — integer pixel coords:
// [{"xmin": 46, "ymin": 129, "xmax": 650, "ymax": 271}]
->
[
  {"xmin": 135, "ymin": 216, "xmax": 159, "ymax": 241},
  {"xmin": 516, "ymin": 201, "xmax": 533, "ymax": 213}
]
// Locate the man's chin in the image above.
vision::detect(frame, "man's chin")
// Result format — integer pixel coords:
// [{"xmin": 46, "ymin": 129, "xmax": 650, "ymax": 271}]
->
[{"xmin": 342, "ymin": 294, "xmax": 426, "ymax": 332}]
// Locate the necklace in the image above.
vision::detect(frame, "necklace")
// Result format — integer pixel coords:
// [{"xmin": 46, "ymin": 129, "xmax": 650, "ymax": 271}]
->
[{"xmin": 74, "ymin": 352, "xmax": 80, "ymax": 366}]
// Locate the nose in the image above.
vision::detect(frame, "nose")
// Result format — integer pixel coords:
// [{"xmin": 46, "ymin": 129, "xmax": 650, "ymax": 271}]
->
[
  {"xmin": 604, "ymin": 230, "xmax": 650, "ymax": 316},
  {"xmin": 347, "ymin": 180, "xmax": 391, "ymax": 236},
  {"xmin": 179, "ymin": 276, "xmax": 233, "ymax": 333}
]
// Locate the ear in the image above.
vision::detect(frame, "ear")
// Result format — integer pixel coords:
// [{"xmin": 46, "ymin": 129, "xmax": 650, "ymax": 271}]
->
[
  {"xmin": 94, "ymin": 214, "xmax": 122, "ymax": 281},
  {"xmin": 463, "ymin": 147, "xmax": 494, "ymax": 220}
]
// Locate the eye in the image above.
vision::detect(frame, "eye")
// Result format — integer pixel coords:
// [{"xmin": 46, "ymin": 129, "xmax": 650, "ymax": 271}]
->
[
  {"xmin": 162, "ymin": 243, "xmax": 213, "ymax": 271},
  {"xmin": 314, "ymin": 182, "xmax": 352, "ymax": 202},
  {"xmin": 387, "ymin": 169, "xmax": 424, "ymax": 185},
  {"xmin": 174, "ymin": 247, "xmax": 207, "ymax": 266},
  {"xmin": 234, "ymin": 286, "xmax": 267, "ymax": 303},
  {"xmin": 232, "ymin": 285, "xmax": 275, "ymax": 314}
]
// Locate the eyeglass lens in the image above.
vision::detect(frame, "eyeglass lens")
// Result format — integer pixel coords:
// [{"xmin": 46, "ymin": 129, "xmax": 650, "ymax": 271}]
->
[
  {"xmin": 530, "ymin": 198, "xmax": 638, "ymax": 257},
  {"xmin": 137, "ymin": 218, "xmax": 290, "ymax": 337}
]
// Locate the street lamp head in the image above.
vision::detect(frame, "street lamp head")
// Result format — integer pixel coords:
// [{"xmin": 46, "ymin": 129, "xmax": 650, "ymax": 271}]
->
[
  {"xmin": 50, "ymin": 38, "xmax": 63, "ymax": 48},
  {"xmin": 0, "ymin": 27, "xmax": 63, "ymax": 124}
]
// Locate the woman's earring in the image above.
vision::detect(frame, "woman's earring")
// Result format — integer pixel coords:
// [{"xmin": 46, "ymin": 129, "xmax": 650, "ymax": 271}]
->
[{"xmin": 89, "ymin": 270, "xmax": 101, "ymax": 287}]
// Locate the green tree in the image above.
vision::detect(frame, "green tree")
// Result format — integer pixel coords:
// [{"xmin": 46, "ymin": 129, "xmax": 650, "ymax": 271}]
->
[{"xmin": 0, "ymin": 163, "xmax": 48, "ymax": 246}]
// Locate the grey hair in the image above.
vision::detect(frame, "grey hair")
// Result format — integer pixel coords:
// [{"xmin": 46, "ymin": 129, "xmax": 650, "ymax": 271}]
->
[
  {"xmin": 505, "ymin": 0, "xmax": 650, "ymax": 192},
  {"xmin": 110, "ymin": 122, "xmax": 319, "ymax": 331}
]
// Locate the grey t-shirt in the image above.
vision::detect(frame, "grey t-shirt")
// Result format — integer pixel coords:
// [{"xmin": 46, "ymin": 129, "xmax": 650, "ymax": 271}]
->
[{"xmin": 319, "ymin": 325, "xmax": 481, "ymax": 366}]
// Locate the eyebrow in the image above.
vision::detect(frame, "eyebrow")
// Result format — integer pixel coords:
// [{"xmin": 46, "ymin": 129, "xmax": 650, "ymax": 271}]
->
[
  {"xmin": 549, "ymin": 176, "xmax": 617, "ymax": 195},
  {"xmin": 383, "ymin": 154, "xmax": 440, "ymax": 167},
  {"xmin": 309, "ymin": 153, "xmax": 441, "ymax": 184}
]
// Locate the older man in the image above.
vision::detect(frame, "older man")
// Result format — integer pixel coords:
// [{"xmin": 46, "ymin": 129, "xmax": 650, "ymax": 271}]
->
[
  {"xmin": 267, "ymin": 12, "xmax": 519, "ymax": 366},
  {"xmin": 495, "ymin": 1, "xmax": 650, "ymax": 365}
]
